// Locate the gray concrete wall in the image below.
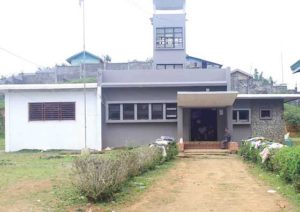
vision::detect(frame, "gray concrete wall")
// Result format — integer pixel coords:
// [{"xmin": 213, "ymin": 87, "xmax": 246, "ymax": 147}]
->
[
  {"xmin": 102, "ymin": 86, "xmax": 226, "ymax": 147},
  {"xmin": 152, "ymin": 14, "xmax": 186, "ymax": 66},
  {"xmin": 102, "ymin": 122, "xmax": 177, "ymax": 148},
  {"xmin": 101, "ymin": 69, "xmax": 229, "ymax": 84}
]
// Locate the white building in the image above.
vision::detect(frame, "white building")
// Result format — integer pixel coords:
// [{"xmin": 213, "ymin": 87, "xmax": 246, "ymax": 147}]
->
[{"xmin": 2, "ymin": 84, "xmax": 101, "ymax": 152}]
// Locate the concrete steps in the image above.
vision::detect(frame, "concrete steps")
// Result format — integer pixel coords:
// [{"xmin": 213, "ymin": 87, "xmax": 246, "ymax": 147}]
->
[{"xmin": 182, "ymin": 149, "xmax": 230, "ymax": 156}]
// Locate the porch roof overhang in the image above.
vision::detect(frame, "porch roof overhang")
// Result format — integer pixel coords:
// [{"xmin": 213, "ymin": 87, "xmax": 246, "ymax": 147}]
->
[
  {"xmin": 237, "ymin": 94, "xmax": 300, "ymax": 103},
  {"xmin": 177, "ymin": 91, "xmax": 238, "ymax": 108}
]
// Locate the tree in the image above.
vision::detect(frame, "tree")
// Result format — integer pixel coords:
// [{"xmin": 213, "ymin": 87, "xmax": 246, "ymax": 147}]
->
[
  {"xmin": 259, "ymin": 71, "xmax": 263, "ymax": 81},
  {"xmin": 269, "ymin": 76, "xmax": 274, "ymax": 85},
  {"xmin": 253, "ymin": 68, "xmax": 259, "ymax": 80},
  {"xmin": 102, "ymin": 55, "xmax": 111, "ymax": 63}
]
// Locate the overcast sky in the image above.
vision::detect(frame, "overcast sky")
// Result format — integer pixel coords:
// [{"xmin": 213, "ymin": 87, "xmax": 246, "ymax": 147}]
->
[{"xmin": 0, "ymin": 0, "xmax": 300, "ymax": 88}]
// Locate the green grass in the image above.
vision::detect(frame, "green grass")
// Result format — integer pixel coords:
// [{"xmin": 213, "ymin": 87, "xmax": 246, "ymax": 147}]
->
[
  {"xmin": 292, "ymin": 137, "xmax": 300, "ymax": 146},
  {"xmin": 0, "ymin": 150, "xmax": 177, "ymax": 211},
  {"xmin": 246, "ymin": 161, "xmax": 300, "ymax": 209}
]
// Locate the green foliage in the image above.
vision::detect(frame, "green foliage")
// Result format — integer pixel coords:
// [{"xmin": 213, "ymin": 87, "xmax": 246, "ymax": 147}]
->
[
  {"xmin": 0, "ymin": 98, "xmax": 4, "ymax": 109},
  {"xmin": 73, "ymin": 146, "xmax": 171, "ymax": 202},
  {"xmin": 240, "ymin": 142, "xmax": 300, "ymax": 192},
  {"xmin": 164, "ymin": 143, "xmax": 178, "ymax": 161},
  {"xmin": 284, "ymin": 104, "xmax": 300, "ymax": 127},
  {"xmin": 253, "ymin": 68, "xmax": 259, "ymax": 80},
  {"xmin": 239, "ymin": 141, "xmax": 261, "ymax": 163},
  {"xmin": 67, "ymin": 77, "xmax": 97, "ymax": 84},
  {"xmin": 0, "ymin": 135, "xmax": 4, "ymax": 150}
]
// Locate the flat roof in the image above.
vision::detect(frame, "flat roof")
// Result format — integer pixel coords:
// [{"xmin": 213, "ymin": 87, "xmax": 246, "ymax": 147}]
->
[
  {"xmin": 237, "ymin": 94, "xmax": 300, "ymax": 102},
  {"xmin": 177, "ymin": 91, "xmax": 238, "ymax": 107},
  {"xmin": 0, "ymin": 83, "xmax": 98, "ymax": 91},
  {"xmin": 101, "ymin": 81, "xmax": 227, "ymax": 88}
]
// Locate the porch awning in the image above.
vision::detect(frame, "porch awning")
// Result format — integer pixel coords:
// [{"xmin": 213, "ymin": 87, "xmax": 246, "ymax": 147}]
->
[{"xmin": 177, "ymin": 91, "xmax": 238, "ymax": 108}]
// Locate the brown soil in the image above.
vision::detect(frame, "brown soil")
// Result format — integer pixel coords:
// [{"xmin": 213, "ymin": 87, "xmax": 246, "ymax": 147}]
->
[
  {"xmin": 0, "ymin": 180, "xmax": 52, "ymax": 212},
  {"xmin": 119, "ymin": 155, "xmax": 294, "ymax": 212}
]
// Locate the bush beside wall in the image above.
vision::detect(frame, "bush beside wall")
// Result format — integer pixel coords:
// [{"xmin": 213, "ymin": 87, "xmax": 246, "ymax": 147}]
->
[
  {"xmin": 73, "ymin": 145, "xmax": 176, "ymax": 202},
  {"xmin": 240, "ymin": 142, "xmax": 300, "ymax": 191}
]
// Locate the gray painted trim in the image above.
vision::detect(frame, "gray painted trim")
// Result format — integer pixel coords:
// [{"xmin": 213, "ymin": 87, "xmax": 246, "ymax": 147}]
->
[{"xmin": 101, "ymin": 81, "xmax": 227, "ymax": 88}]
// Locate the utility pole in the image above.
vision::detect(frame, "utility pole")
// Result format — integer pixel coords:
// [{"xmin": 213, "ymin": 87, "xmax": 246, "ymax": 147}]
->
[{"xmin": 80, "ymin": 0, "xmax": 87, "ymax": 150}]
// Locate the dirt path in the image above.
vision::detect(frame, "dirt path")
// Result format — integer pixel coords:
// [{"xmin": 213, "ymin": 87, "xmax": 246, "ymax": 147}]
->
[{"xmin": 119, "ymin": 155, "xmax": 293, "ymax": 212}]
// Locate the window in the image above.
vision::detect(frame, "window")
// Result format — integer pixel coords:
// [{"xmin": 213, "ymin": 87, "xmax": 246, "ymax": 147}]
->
[
  {"xmin": 166, "ymin": 103, "xmax": 177, "ymax": 119},
  {"xmin": 152, "ymin": 103, "xmax": 163, "ymax": 119},
  {"xmin": 233, "ymin": 109, "xmax": 251, "ymax": 124},
  {"xmin": 29, "ymin": 103, "xmax": 43, "ymax": 121},
  {"xmin": 260, "ymin": 109, "xmax": 272, "ymax": 120},
  {"xmin": 156, "ymin": 64, "xmax": 183, "ymax": 70},
  {"xmin": 156, "ymin": 27, "xmax": 183, "ymax": 48},
  {"xmin": 137, "ymin": 104, "xmax": 149, "ymax": 120},
  {"xmin": 123, "ymin": 104, "xmax": 135, "ymax": 120},
  {"xmin": 29, "ymin": 102, "xmax": 75, "ymax": 121},
  {"xmin": 106, "ymin": 102, "xmax": 177, "ymax": 122},
  {"xmin": 108, "ymin": 104, "xmax": 120, "ymax": 120}
]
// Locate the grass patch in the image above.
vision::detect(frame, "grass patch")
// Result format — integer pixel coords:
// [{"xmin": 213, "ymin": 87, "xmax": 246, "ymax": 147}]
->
[
  {"xmin": 0, "ymin": 150, "xmax": 177, "ymax": 211},
  {"xmin": 246, "ymin": 161, "xmax": 300, "ymax": 208},
  {"xmin": 292, "ymin": 137, "xmax": 300, "ymax": 146}
]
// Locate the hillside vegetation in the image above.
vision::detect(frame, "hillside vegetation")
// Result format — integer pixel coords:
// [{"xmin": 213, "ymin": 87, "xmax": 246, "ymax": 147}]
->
[{"xmin": 284, "ymin": 104, "xmax": 300, "ymax": 128}]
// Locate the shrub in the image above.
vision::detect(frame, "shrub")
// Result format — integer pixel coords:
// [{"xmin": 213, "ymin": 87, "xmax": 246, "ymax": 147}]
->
[
  {"xmin": 73, "ymin": 146, "xmax": 164, "ymax": 202},
  {"xmin": 240, "ymin": 142, "xmax": 300, "ymax": 192},
  {"xmin": 164, "ymin": 143, "xmax": 178, "ymax": 161}
]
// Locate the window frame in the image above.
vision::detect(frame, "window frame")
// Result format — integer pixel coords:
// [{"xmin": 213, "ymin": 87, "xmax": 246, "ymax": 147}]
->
[
  {"xmin": 28, "ymin": 102, "xmax": 76, "ymax": 121},
  {"xmin": 232, "ymin": 109, "xmax": 251, "ymax": 124},
  {"xmin": 151, "ymin": 103, "xmax": 164, "ymax": 120},
  {"xmin": 106, "ymin": 102, "xmax": 177, "ymax": 123},
  {"xmin": 156, "ymin": 64, "xmax": 183, "ymax": 70},
  {"xmin": 137, "ymin": 103, "xmax": 150, "ymax": 120},
  {"xmin": 123, "ymin": 103, "xmax": 135, "ymax": 120},
  {"xmin": 108, "ymin": 104, "xmax": 121, "ymax": 121},
  {"xmin": 156, "ymin": 27, "xmax": 184, "ymax": 49},
  {"xmin": 260, "ymin": 108, "xmax": 272, "ymax": 120}
]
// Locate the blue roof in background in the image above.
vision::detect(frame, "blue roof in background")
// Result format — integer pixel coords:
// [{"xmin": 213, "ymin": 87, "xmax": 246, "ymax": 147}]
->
[
  {"xmin": 291, "ymin": 60, "xmax": 300, "ymax": 73},
  {"xmin": 66, "ymin": 51, "xmax": 103, "ymax": 64},
  {"xmin": 186, "ymin": 55, "xmax": 222, "ymax": 67}
]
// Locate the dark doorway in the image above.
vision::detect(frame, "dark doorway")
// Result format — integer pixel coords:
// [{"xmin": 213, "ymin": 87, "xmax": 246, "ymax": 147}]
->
[{"xmin": 191, "ymin": 109, "xmax": 217, "ymax": 141}]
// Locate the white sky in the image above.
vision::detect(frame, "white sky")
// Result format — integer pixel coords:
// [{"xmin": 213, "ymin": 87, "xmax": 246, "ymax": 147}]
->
[{"xmin": 0, "ymin": 0, "xmax": 300, "ymax": 88}]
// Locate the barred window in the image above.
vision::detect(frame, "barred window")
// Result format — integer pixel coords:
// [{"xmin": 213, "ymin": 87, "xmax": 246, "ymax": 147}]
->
[{"xmin": 29, "ymin": 102, "xmax": 75, "ymax": 121}]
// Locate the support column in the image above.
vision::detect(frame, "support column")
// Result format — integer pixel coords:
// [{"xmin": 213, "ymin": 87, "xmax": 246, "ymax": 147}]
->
[
  {"xmin": 177, "ymin": 106, "xmax": 184, "ymax": 141},
  {"xmin": 226, "ymin": 106, "xmax": 233, "ymax": 134}
]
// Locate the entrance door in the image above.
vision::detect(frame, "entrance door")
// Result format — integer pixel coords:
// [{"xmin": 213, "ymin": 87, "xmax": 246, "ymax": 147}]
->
[{"xmin": 191, "ymin": 109, "xmax": 217, "ymax": 141}]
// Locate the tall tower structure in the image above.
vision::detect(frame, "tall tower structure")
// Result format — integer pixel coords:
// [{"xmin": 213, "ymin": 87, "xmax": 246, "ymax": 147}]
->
[{"xmin": 152, "ymin": 0, "xmax": 186, "ymax": 70}]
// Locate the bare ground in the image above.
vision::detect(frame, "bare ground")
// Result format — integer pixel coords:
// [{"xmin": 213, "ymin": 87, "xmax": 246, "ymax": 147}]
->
[{"xmin": 119, "ymin": 155, "xmax": 294, "ymax": 212}]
